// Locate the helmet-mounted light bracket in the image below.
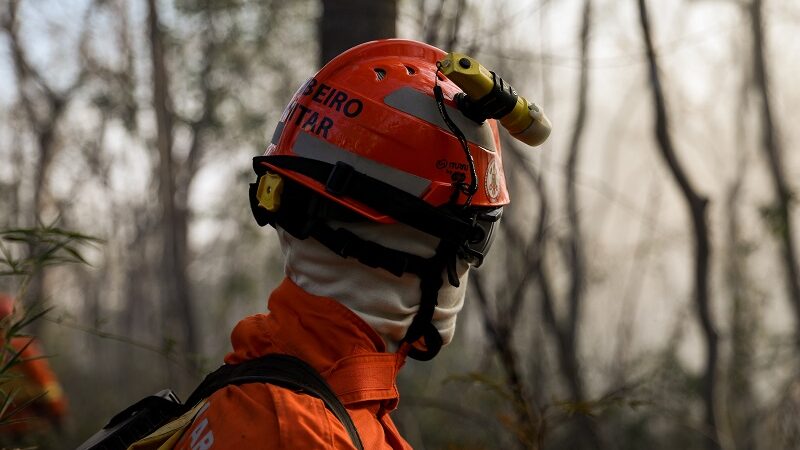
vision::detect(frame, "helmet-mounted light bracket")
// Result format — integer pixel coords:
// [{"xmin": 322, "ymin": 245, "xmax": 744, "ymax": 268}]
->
[{"xmin": 454, "ymin": 71, "xmax": 518, "ymax": 124}]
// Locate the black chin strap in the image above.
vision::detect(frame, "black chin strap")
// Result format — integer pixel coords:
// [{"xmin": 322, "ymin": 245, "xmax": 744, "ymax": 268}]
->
[
  {"xmin": 304, "ymin": 220, "xmax": 458, "ymax": 360},
  {"xmin": 401, "ymin": 240, "xmax": 456, "ymax": 361}
]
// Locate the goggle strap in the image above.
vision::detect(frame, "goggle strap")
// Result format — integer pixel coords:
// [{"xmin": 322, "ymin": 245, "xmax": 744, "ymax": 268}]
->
[
  {"xmin": 255, "ymin": 155, "xmax": 475, "ymax": 246},
  {"xmin": 311, "ymin": 223, "xmax": 425, "ymax": 278}
]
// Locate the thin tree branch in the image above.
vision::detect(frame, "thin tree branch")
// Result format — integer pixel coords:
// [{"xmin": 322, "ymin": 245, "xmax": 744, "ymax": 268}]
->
[
  {"xmin": 472, "ymin": 272, "xmax": 541, "ymax": 449},
  {"xmin": 565, "ymin": 0, "xmax": 592, "ymax": 348},
  {"xmin": 147, "ymin": 0, "xmax": 199, "ymax": 371},
  {"xmin": 635, "ymin": 1, "xmax": 719, "ymax": 448},
  {"xmin": 749, "ymin": 0, "xmax": 800, "ymax": 349}
]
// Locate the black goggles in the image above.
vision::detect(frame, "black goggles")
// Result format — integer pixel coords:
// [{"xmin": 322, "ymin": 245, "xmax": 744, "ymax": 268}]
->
[{"xmin": 456, "ymin": 207, "xmax": 502, "ymax": 267}]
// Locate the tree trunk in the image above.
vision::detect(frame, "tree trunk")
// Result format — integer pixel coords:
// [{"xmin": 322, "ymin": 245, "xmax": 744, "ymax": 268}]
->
[
  {"xmin": 472, "ymin": 273, "xmax": 541, "ymax": 450},
  {"xmin": 147, "ymin": 0, "xmax": 198, "ymax": 370},
  {"xmin": 562, "ymin": 1, "xmax": 606, "ymax": 448},
  {"xmin": 635, "ymin": 0, "xmax": 719, "ymax": 448},
  {"xmin": 748, "ymin": 0, "xmax": 800, "ymax": 348},
  {"xmin": 719, "ymin": 24, "xmax": 757, "ymax": 450},
  {"xmin": 2, "ymin": 0, "xmax": 75, "ymax": 327},
  {"xmin": 319, "ymin": 0, "xmax": 397, "ymax": 66}
]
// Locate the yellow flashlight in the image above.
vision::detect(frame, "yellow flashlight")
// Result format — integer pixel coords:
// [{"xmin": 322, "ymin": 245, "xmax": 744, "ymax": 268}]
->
[{"xmin": 437, "ymin": 53, "xmax": 551, "ymax": 147}]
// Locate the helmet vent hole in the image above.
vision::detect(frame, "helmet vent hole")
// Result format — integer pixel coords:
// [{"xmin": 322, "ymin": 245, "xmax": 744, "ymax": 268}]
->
[
  {"xmin": 405, "ymin": 65, "xmax": 416, "ymax": 75},
  {"xmin": 436, "ymin": 72, "xmax": 445, "ymax": 81},
  {"xmin": 374, "ymin": 68, "xmax": 387, "ymax": 80}
]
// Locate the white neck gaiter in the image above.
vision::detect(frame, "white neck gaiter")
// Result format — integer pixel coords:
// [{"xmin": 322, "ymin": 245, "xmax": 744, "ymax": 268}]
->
[{"xmin": 277, "ymin": 221, "xmax": 470, "ymax": 351}]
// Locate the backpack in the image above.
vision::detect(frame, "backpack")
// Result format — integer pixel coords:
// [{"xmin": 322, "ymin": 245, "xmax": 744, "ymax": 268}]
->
[{"xmin": 76, "ymin": 354, "xmax": 364, "ymax": 450}]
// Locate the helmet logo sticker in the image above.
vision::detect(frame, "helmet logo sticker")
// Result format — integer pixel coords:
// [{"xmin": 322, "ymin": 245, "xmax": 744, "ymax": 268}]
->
[
  {"xmin": 485, "ymin": 159, "xmax": 500, "ymax": 201},
  {"xmin": 434, "ymin": 159, "xmax": 468, "ymax": 184}
]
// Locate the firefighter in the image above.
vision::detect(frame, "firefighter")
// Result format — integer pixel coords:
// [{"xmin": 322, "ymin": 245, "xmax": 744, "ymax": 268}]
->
[
  {"xmin": 0, "ymin": 293, "xmax": 67, "ymax": 442},
  {"xmin": 172, "ymin": 39, "xmax": 549, "ymax": 449}
]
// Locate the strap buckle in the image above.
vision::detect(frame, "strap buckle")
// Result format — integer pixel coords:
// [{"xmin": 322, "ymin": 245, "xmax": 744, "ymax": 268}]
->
[{"xmin": 325, "ymin": 162, "xmax": 355, "ymax": 196}]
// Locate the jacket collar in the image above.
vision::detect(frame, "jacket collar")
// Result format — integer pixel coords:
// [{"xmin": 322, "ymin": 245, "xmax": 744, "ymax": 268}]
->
[{"xmin": 224, "ymin": 277, "xmax": 406, "ymax": 408}]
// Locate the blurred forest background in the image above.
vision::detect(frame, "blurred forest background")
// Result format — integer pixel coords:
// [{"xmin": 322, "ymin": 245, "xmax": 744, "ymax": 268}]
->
[{"xmin": 1, "ymin": 0, "xmax": 799, "ymax": 449}]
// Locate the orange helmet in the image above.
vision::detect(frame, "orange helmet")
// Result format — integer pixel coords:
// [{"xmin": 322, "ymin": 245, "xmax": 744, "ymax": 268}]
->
[
  {"xmin": 249, "ymin": 39, "xmax": 512, "ymax": 360},
  {"xmin": 263, "ymin": 39, "xmax": 508, "ymax": 219},
  {"xmin": 251, "ymin": 39, "xmax": 508, "ymax": 267}
]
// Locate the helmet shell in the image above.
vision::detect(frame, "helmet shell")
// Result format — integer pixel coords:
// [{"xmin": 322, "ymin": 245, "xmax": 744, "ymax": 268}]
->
[{"xmin": 263, "ymin": 39, "xmax": 509, "ymax": 223}]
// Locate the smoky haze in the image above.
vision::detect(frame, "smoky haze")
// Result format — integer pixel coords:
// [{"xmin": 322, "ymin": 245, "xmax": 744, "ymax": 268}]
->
[{"xmin": 0, "ymin": 0, "xmax": 798, "ymax": 449}]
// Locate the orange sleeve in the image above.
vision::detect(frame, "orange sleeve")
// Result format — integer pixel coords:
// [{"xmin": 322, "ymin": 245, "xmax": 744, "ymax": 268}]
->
[{"xmin": 173, "ymin": 383, "xmax": 356, "ymax": 449}]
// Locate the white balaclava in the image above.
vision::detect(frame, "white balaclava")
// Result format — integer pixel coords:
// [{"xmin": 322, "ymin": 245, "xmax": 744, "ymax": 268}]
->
[{"xmin": 278, "ymin": 220, "xmax": 470, "ymax": 351}]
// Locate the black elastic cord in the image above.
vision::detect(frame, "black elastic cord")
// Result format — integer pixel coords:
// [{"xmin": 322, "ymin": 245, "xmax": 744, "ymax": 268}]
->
[
  {"xmin": 401, "ymin": 240, "xmax": 458, "ymax": 360},
  {"xmin": 434, "ymin": 65, "xmax": 478, "ymax": 207}
]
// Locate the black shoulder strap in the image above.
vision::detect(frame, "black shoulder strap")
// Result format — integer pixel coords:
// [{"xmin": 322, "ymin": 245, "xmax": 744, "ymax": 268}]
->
[
  {"xmin": 186, "ymin": 353, "xmax": 364, "ymax": 450},
  {"xmin": 76, "ymin": 354, "xmax": 363, "ymax": 450}
]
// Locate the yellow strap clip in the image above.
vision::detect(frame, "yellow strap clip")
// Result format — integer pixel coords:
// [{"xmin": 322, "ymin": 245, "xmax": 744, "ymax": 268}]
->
[{"xmin": 256, "ymin": 173, "xmax": 284, "ymax": 212}]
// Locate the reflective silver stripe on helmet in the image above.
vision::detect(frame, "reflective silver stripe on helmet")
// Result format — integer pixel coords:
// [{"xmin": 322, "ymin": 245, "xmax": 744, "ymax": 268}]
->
[
  {"xmin": 271, "ymin": 121, "xmax": 286, "ymax": 145},
  {"xmin": 293, "ymin": 132, "xmax": 431, "ymax": 197},
  {"xmin": 383, "ymin": 87, "xmax": 497, "ymax": 152}
]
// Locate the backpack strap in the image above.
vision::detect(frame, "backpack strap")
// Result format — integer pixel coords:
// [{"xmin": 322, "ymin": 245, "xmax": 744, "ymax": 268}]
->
[
  {"xmin": 185, "ymin": 353, "xmax": 364, "ymax": 450},
  {"xmin": 76, "ymin": 354, "xmax": 364, "ymax": 450}
]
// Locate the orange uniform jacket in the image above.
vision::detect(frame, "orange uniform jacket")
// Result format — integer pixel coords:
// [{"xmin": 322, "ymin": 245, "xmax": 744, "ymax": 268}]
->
[
  {"xmin": 174, "ymin": 278, "xmax": 413, "ymax": 449},
  {"xmin": 0, "ymin": 336, "xmax": 68, "ymax": 433}
]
